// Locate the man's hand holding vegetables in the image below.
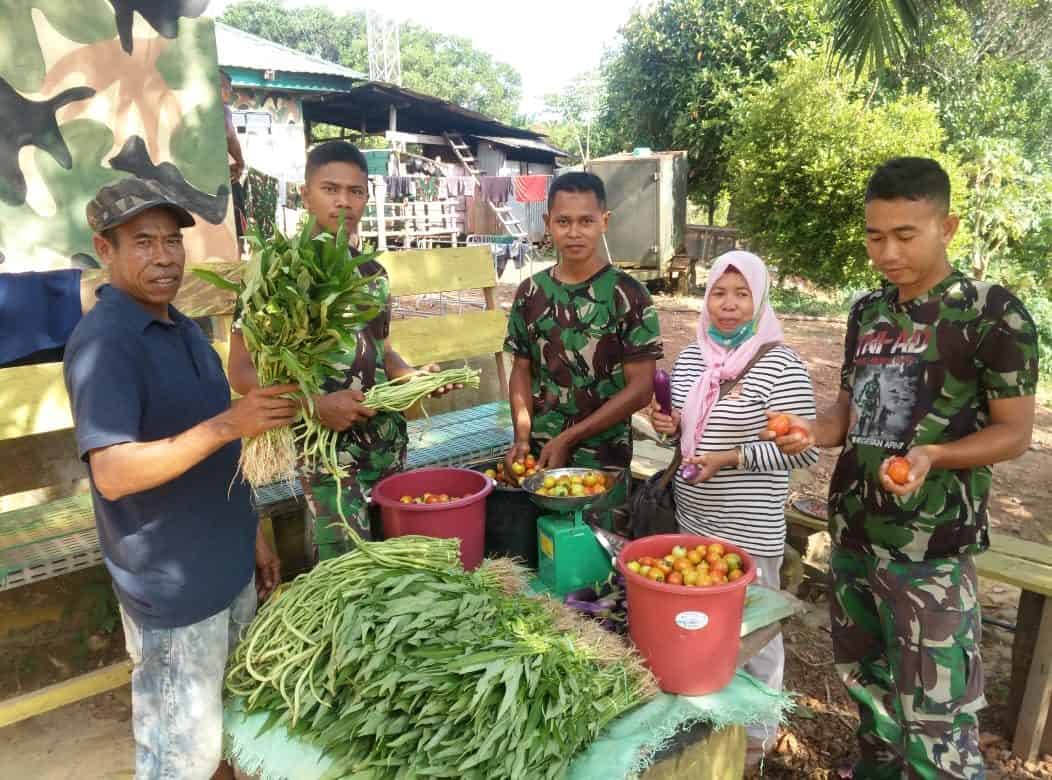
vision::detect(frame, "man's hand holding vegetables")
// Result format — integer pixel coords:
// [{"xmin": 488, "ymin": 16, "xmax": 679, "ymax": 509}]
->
[{"xmin": 504, "ymin": 173, "xmax": 662, "ymax": 475}]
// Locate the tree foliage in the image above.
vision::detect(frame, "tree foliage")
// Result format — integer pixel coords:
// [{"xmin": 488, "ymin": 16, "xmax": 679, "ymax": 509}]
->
[
  {"xmin": 601, "ymin": 0, "xmax": 826, "ymax": 222},
  {"xmin": 726, "ymin": 56, "xmax": 965, "ymax": 288},
  {"xmin": 531, "ymin": 71, "xmax": 617, "ymax": 165},
  {"xmin": 882, "ymin": 1, "xmax": 1052, "ymax": 165},
  {"xmin": 957, "ymin": 137, "xmax": 1052, "ymax": 284},
  {"xmin": 220, "ymin": 2, "xmax": 522, "ymax": 123}
]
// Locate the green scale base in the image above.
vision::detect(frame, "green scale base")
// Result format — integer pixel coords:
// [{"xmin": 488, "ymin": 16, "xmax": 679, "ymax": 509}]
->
[{"xmin": 536, "ymin": 511, "xmax": 614, "ymax": 596}]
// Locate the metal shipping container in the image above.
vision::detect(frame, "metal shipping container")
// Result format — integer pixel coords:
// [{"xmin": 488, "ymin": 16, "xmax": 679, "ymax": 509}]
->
[{"xmin": 588, "ymin": 151, "xmax": 688, "ymax": 279}]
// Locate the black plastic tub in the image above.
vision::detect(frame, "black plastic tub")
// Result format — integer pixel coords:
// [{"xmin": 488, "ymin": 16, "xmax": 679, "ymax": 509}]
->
[{"xmin": 474, "ymin": 462, "xmax": 540, "ymax": 568}]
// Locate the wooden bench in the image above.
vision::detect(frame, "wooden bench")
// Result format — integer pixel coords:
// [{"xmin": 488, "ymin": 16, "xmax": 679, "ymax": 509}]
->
[
  {"xmin": 786, "ymin": 505, "xmax": 1052, "ymax": 762},
  {"xmin": 0, "ymin": 245, "xmax": 512, "ymax": 726}
]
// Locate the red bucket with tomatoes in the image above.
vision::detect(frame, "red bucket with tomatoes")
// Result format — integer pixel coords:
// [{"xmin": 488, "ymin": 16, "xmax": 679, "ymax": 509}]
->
[
  {"xmin": 372, "ymin": 468, "xmax": 493, "ymax": 570},
  {"xmin": 619, "ymin": 534, "xmax": 756, "ymax": 695}
]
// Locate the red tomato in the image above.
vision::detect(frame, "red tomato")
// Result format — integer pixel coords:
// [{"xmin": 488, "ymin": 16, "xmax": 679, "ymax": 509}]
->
[
  {"xmin": 887, "ymin": 456, "xmax": 911, "ymax": 485},
  {"xmin": 647, "ymin": 568, "xmax": 665, "ymax": 582},
  {"xmin": 672, "ymin": 559, "xmax": 693, "ymax": 573},
  {"xmin": 789, "ymin": 425, "xmax": 809, "ymax": 439},
  {"xmin": 711, "ymin": 559, "xmax": 729, "ymax": 576},
  {"xmin": 705, "ymin": 551, "xmax": 723, "ymax": 566},
  {"xmin": 767, "ymin": 414, "xmax": 791, "ymax": 436},
  {"xmin": 666, "ymin": 572, "xmax": 684, "ymax": 586}
]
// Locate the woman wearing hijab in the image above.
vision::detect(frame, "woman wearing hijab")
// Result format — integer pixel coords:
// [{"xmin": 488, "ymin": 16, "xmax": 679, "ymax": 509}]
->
[{"xmin": 649, "ymin": 251, "xmax": 818, "ymax": 761}]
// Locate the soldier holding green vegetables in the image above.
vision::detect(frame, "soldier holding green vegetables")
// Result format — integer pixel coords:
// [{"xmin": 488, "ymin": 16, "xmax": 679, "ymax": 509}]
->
[{"xmin": 228, "ymin": 141, "xmax": 458, "ymax": 561}]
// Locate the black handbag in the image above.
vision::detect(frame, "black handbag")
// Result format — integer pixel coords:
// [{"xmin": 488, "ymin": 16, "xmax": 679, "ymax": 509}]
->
[
  {"xmin": 624, "ymin": 344, "xmax": 778, "ymax": 540},
  {"xmin": 624, "ymin": 448, "xmax": 682, "ymax": 539}
]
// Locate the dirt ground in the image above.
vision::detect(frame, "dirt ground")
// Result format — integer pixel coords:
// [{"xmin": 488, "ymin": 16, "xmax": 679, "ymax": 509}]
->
[{"xmin": 0, "ymin": 284, "xmax": 1049, "ymax": 778}]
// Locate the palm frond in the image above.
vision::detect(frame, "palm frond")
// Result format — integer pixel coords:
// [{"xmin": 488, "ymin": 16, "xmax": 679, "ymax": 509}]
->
[{"xmin": 826, "ymin": 0, "xmax": 940, "ymax": 75}]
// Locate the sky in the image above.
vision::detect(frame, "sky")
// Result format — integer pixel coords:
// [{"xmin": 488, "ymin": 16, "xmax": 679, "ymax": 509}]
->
[{"xmin": 205, "ymin": 0, "xmax": 641, "ymax": 114}]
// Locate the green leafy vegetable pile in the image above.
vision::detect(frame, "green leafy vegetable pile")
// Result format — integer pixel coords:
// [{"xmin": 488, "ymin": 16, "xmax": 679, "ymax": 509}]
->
[{"xmin": 226, "ymin": 534, "xmax": 657, "ymax": 779}]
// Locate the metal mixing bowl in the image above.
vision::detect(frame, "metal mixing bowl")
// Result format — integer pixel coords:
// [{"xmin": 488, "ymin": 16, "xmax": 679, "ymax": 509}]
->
[{"xmin": 520, "ymin": 467, "xmax": 626, "ymax": 514}]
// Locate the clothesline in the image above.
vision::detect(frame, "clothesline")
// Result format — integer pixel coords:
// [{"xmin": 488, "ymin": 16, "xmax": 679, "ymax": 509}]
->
[{"xmin": 377, "ymin": 175, "xmax": 552, "ymax": 205}]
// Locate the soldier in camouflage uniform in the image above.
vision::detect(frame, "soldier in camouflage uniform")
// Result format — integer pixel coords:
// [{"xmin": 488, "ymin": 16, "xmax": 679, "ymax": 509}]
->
[
  {"xmin": 769, "ymin": 158, "xmax": 1038, "ymax": 779},
  {"xmin": 504, "ymin": 172, "xmax": 662, "ymax": 475},
  {"xmin": 229, "ymin": 142, "xmax": 454, "ymax": 561}
]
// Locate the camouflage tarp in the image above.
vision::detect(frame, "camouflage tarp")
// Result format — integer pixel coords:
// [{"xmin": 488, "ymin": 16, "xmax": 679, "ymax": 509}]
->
[{"xmin": 0, "ymin": 2, "xmax": 236, "ymax": 271}]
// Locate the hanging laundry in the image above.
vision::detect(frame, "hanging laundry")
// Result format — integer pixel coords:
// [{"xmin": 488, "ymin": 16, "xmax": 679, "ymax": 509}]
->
[
  {"xmin": 414, "ymin": 177, "xmax": 439, "ymax": 201},
  {"xmin": 491, "ymin": 243, "xmax": 511, "ymax": 278},
  {"xmin": 480, "ymin": 176, "xmax": 513, "ymax": 205},
  {"xmin": 383, "ymin": 176, "xmax": 413, "ymax": 199},
  {"xmin": 444, "ymin": 176, "xmax": 477, "ymax": 197},
  {"xmin": 0, "ymin": 269, "xmax": 82, "ymax": 367},
  {"xmin": 243, "ymin": 168, "xmax": 279, "ymax": 236},
  {"xmin": 514, "ymin": 175, "xmax": 549, "ymax": 203}
]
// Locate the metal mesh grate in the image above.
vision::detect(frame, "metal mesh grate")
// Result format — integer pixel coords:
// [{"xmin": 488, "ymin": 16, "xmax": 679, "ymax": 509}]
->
[
  {"xmin": 406, "ymin": 402, "xmax": 513, "ymax": 468},
  {"xmin": 0, "ymin": 405, "xmax": 514, "ymax": 589},
  {"xmin": 0, "ymin": 494, "xmax": 95, "ymax": 551},
  {"xmin": 0, "ymin": 528, "xmax": 104, "ymax": 590}
]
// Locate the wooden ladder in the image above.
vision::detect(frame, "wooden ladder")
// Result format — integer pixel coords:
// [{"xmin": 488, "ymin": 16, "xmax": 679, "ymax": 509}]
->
[{"xmin": 444, "ymin": 132, "xmax": 531, "ymax": 249}]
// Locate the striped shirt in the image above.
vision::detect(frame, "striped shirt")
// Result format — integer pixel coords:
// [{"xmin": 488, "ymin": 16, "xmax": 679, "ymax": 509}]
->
[{"xmin": 671, "ymin": 344, "xmax": 818, "ymax": 558}]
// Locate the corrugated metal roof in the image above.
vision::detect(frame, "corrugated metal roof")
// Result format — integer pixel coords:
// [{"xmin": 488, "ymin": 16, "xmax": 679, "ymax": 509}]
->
[
  {"xmin": 215, "ymin": 22, "xmax": 365, "ymax": 80},
  {"xmin": 303, "ymin": 82, "xmax": 550, "ymax": 144},
  {"xmin": 475, "ymin": 135, "xmax": 570, "ymax": 158}
]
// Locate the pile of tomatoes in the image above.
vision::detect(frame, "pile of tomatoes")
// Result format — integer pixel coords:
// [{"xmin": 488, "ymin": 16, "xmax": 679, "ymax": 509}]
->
[
  {"xmin": 483, "ymin": 454, "xmax": 538, "ymax": 488},
  {"xmin": 398, "ymin": 493, "xmax": 463, "ymax": 505},
  {"xmin": 625, "ymin": 542, "xmax": 744, "ymax": 587},
  {"xmin": 534, "ymin": 470, "xmax": 612, "ymax": 498}
]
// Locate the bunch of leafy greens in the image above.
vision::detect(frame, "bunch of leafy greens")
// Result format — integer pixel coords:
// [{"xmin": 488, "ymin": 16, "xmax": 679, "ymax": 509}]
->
[
  {"xmin": 227, "ymin": 533, "xmax": 657, "ymax": 779},
  {"xmin": 195, "ymin": 218, "xmax": 381, "ymax": 490}
]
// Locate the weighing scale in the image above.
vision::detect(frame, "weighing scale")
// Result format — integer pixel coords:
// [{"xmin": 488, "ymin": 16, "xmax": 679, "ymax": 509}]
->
[{"xmin": 520, "ymin": 468, "xmax": 628, "ymax": 596}]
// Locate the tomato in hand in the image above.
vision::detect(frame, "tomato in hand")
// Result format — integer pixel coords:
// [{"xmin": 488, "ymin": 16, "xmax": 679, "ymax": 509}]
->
[
  {"xmin": 767, "ymin": 414, "xmax": 791, "ymax": 436},
  {"xmin": 887, "ymin": 456, "xmax": 911, "ymax": 485}
]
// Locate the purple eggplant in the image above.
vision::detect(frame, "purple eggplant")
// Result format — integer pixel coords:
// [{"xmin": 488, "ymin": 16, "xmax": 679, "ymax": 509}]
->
[
  {"xmin": 565, "ymin": 598, "xmax": 609, "ymax": 617},
  {"xmin": 680, "ymin": 463, "xmax": 699, "ymax": 481},
  {"xmin": 564, "ymin": 586, "xmax": 599, "ymax": 603},
  {"xmin": 654, "ymin": 369, "xmax": 672, "ymax": 415}
]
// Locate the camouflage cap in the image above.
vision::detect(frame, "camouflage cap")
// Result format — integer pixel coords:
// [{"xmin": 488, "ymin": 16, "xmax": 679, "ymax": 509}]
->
[{"xmin": 86, "ymin": 177, "xmax": 195, "ymax": 233}]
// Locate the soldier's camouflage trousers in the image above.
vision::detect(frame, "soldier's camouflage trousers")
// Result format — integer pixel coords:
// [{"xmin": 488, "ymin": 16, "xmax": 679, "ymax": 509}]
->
[
  {"xmin": 300, "ymin": 415, "xmax": 407, "ymax": 562},
  {"xmin": 830, "ymin": 547, "xmax": 986, "ymax": 780}
]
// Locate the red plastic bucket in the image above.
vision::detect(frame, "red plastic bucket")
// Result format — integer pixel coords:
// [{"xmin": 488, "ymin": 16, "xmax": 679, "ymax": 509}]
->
[
  {"xmin": 372, "ymin": 468, "xmax": 493, "ymax": 570},
  {"xmin": 618, "ymin": 533, "xmax": 756, "ymax": 695}
]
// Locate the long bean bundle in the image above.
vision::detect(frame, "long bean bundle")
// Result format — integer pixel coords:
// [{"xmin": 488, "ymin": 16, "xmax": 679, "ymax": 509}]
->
[
  {"xmin": 227, "ymin": 533, "xmax": 657, "ymax": 779},
  {"xmin": 363, "ymin": 366, "xmax": 481, "ymax": 412},
  {"xmin": 194, "ymin": 219, "xmax": 382, "ymax": 487}
]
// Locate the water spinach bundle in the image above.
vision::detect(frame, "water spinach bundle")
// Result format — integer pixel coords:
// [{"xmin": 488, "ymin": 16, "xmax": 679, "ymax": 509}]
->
[
  {"xmin": 195, "ymin": 219, "xmax": 382, "ymax": 487},
  {"xmin": 227, "ymin": 534, "xmax": 657, "ymax": 779}
]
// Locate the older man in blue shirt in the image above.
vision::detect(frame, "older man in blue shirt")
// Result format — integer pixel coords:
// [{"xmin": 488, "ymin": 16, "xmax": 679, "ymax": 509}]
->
[{"xmin": 64, "ymin": 177, "xmax": 298, "ymax": 780}]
